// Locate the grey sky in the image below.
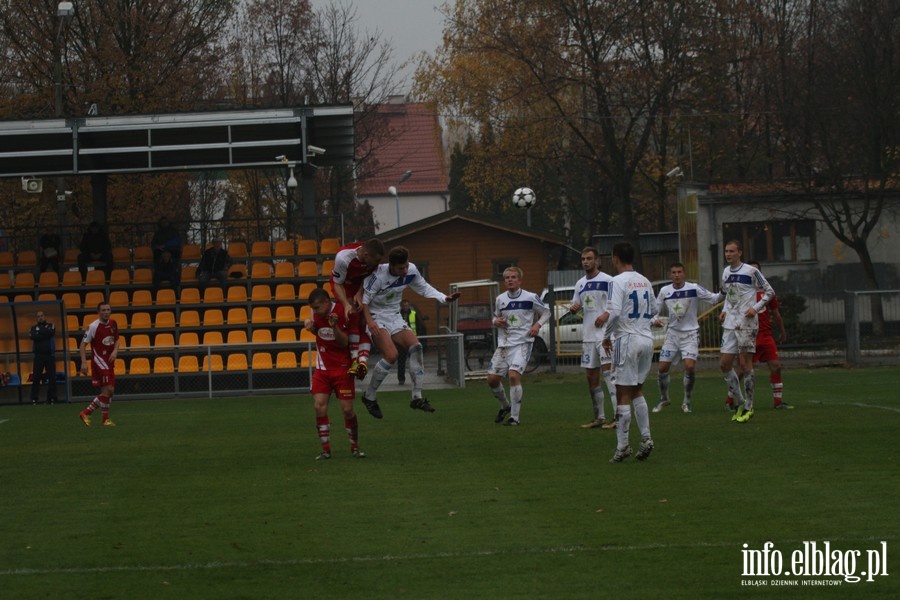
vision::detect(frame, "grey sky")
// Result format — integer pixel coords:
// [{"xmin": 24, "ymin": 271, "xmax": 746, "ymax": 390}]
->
[{"xmin": 309, "ymin": 0, "xmax": 448, "ymax": 91}]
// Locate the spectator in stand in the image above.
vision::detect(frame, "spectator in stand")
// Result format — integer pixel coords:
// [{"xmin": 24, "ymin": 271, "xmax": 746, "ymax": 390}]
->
[
  {"xmin": 77, "ymin": 221, "xmax": 113, "ymax": 279},
  {"xmin": 29, "ymin": 310, "xmax": 58, "ymax": 405},
  {"xmin": 150, "ymin": 216, "xmax": 182, "ymax": 263},
  {"xmin": 152, "ymin": 250, "xmax": 181, "ymax": 290},
  {"xmin": 197, "ymin": 240, "xmax": 231, "ymax": 287},
  {"xmin": 39, "ymin": 230, "xmax": 62, "ymax": 274}
]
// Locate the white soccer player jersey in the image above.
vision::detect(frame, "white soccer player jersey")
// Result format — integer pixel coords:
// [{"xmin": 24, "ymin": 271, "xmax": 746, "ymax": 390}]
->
[
  {"xmin": 605, "ymin": 270, "xmax": 657, "ymax": 341},
  {"xmin": 720, "ymin": 263, "xmax": 774, "ymax": 330},
  {"xmin": 494, "ymin": 289, "xmax": 549, "ymax": 347},
  {"xmin": 572, "ymin": 271, "xmax": 614, "ymax": 342},
  {"xmin": 654, "ymin": 281, "xmax": 721, "ymax": 332},
  {"xmin": 362, "ymin": 262, "xmax": 447, "ymax": 319}
]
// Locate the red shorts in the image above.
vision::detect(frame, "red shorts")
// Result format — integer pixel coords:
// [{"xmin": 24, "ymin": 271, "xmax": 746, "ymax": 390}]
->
[
  {"xmin": 91, "ymin": 369, "xmax": 115, "ymax": 388},
  {"xmin": 312, "ymin": 368, "xmax": 355, "ymax": 400},
  {"xmin": 753, "ymin": 335, "xmax": 779, "ymax": 363}
]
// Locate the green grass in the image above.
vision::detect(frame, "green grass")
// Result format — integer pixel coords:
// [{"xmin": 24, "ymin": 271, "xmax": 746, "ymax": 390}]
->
[{"xmin": 1, "ymin": 366, "xmax": 898, "ymax": 599}]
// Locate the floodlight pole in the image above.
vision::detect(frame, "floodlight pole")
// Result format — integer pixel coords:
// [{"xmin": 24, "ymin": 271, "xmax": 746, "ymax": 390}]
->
[
  {"xmin": 390, "ymin": 170, "xmax": 413, "ymax": 229},
  {"xmin": 55, "ymin": 2, "xmax": 74, "ymax": 241}
]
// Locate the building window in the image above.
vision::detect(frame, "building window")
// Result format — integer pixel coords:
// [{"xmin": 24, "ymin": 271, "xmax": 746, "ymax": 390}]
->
[
  {"xmin": 722, "ymin": 219, "xmax": 816, "ymax": 263},
  {"xmin": 492, "ymin": 258, "xmax": 518, "ymax": 280}
]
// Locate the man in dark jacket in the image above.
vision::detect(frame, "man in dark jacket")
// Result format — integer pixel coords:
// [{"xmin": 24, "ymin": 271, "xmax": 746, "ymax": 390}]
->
[{"xmin": 29, "ymin": 310, "xmax": 57, "ymax": 404}]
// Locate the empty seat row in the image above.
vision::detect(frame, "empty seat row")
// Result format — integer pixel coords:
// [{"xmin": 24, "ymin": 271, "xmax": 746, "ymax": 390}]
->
[{"xmin": 70, "ymin": 351, "xmax": 316, "ymax": 376}]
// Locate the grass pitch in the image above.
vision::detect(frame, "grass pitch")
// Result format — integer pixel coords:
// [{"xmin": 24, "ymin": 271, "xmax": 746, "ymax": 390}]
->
[{"xmin": 1, "ymin": 366, "xmax": 897, "ymax": 599}]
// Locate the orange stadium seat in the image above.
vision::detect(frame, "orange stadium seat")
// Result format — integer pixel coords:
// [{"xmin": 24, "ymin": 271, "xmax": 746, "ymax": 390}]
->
[
  {"xmin": 251, "ymin": 329, "xmax": 272, "ymax": 343},
  {"xmin": 275, "ymin": 351, "xmax": 297, "ymax": 369},
  {"xmin": 227, "ymin": 307, "xmax": 248, "ymax": 325},
  {"xmin": 202, "ymin": 309, "xmax": 224, "ymax": 327},
  {"xmin": 178, "ymin": 332, "xmax": 200, "ymax": 347},
  {"xmin": 273, "ymin": 239, "xmax": 295, "ymax": 257},
  {"xmin": 155, "ymin": 288, "xmax": 177, "ymax": 306},
  {"xmin": 131, "ymin": 289, "xmax": 153, "ymax": 307},
  {"xmin": 108, "ymin": 290, "xmax": 129, "ymax": 308},
  {"xmin": 251, "ymin": 352, "xmax": 273, "ymax": 370},
  {"xmin": 273, "ymin": 262, "xmax": 295, "ymax": 279},
  {"xmin": 203, "ymin": 286, "xmax": 225, "ymax": 304},
  {"xmin": 109, "ymin": 268, "xmax": 130, "ymax": 287},
  {"xmin": 250, "ymin": 241, "xmax": 272, "ymax": 258},
  {"xmin": 276, "ymin": 328, "xmax": 297, "ymax": 343},
  {"xmin": 203, "ymin": 354, "xmax": 224, "ymax": 372},
  {"xmin": 297, "ymin": 283, "xmax": 317, "ymax": 300},
  {"xmin": 250, "ymin": 262, "xmax": 273, "ymax": 279},
  {"xmin": 203, "ymin": 331, "xmax": 224, "ymax": 346},
  {"xmin": 226, "ymin": 286, "xmax": 248, "ymax": 303},
  {"xmin": 180, "ymin": 287, "xmax": 201, "ymax": 305},
  {"xmin": 275, "ymin": 306, "xmax": 296, "ymax": 324},
  {"xmin": 61, "ymin": 271, "xmax": 82, "ymax": 287},
  {"xmin": 38, "ymin": 271, "xmax": 59, "ymax": 288},
  {"xmin": 227, "ymin": 353, "xmax": 248, "ymax": 371},
  {"xmin": 300, "ymin": 350, "xmax": 318, "ymax": 368},
  {"xmin": 180, "ymin": 310, "xmax": 201, "ymax": 328},
  {"xmin": 131, "ymin": 313, "xmax": 152, "ymax": 330},
  {"xmin": 154, "ymin": 333, "xmax": 175, "ymax": 347},
  {"xmin": 250, "ymin": 307, "xmax": 272, "ymax": 324},
  {"xmin": 177, "ymin": 356, "xmax": 200, "ymax": 373},
  {"xmin": 155, "ymin": 311, "xmax": 176, "ymax": 329},
  {"xmin": 227, "ymin": 242, "xmax": 248, "ymax": 260},
  {"xmin": 319, "ymin": 238, "xmax": 340, "ymax": 255},
  {"xmin": 130, "ymin": 358, "xmax": 151, "ymax": 375},
  {"xmin": 296, "ymin": 239, "xmax": 318, "ymax": 256},
  {"xmin": 296, "ymin": 261, "xmax": 318, "ymax": 278},
  {"xmin": 251, "ymin": 284, "xmax": 272, "ymax": 302},
  {"xmin": 153, "ymin": 356, "xmax": 175, "ymax": 374},
  {"xmin": 227, "ymin": 330, "xmax": 248, "ymax": 345},
  {"xmin": 275, "ymin": 283, "xmax": 296, "ymax": 301}
]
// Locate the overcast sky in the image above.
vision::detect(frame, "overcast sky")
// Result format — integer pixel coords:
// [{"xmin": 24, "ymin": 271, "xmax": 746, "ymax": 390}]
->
[{"xmin": 309, "ymin": 0, "xmax": 448, "ymax": 91}]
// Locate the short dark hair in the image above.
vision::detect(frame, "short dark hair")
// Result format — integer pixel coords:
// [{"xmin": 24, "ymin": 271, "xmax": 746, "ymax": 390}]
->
[
  {"xmin": 612, "ymin": 242, "xmax": 635, "ymax": 265},
  {"xmin": 363, "ymin": 238, "xmax": 385, "ymax": 257},
  {"xmin": 581, "ymin": 246, "xmax": 598, "ymax": 257},
  {"xmin": 725, "ymin": 239, "xmax": 743, "ymax": 251},
  {"xmin": 670, "ymin": 261, "xmax": 685, "ymax": 271},
  {"xmin": 388, "ymin": 246, "xmax": 409, "ymax": 266},
  {"xmin": 308, "ymin": 288, "xmax": 330, "ymax": 304}
]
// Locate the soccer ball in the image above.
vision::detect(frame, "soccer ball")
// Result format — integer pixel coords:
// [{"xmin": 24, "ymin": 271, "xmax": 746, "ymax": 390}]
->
[{"xmin": 512, "ymin": 187, "xmax": 536, "ymax": 209}]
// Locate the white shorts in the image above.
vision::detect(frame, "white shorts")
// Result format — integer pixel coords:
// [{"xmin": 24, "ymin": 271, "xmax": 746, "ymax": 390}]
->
[
  {"xmin": 370, "ymin": 311, "xmax": 411, "ymax": 336},
  {"xmin": 658, "ymin": 329, "xmax": 700, "ymax": 364},
  {"xmin": 580, "ymin": 341, "xmax": 612, "ymax": 369},
  {"xmin": 720, "ymin": 327, "xmax": 757, "ymax": 355},
  {"xmin": 487, "ymin": 344, "xmax": 532, "ymax": 377},
  {"xmin": 610, "ymin": 334, "xmax": 653, "ymax": 386}
]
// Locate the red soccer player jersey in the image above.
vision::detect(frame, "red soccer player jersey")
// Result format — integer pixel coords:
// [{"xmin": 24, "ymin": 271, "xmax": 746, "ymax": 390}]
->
[
  {"xmin": 312, "ymin": 302, "xmax": 355, "ymax": 371},
  {"xmin": 329, "ymin": 242, "xmax": 377, "ymax": 299},
  {"xmin": 755, "ymin": 290, "xmax": 779, "ymax": 337},
  {"xmin": 83, "ymin": 318, "xmax": 119, "ymax": 372}
]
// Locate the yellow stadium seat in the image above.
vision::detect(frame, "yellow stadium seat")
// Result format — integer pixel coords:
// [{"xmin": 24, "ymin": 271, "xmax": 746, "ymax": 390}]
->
[
  {"xmin": 251, "ymin": 352, "xmax": 273, "ymax": 370},
  {"xmin": 251, "ymin": 306, "xmax": 272, "ymax": 324},
  {"xmin": 179, "ymin": 332, "xmax": 200, "ymax": 346},
  {"xmin": 203, "ymin": 309, "xmax": 224, "ymax": 327},
  {"xmin": 203, "ymin": 331, "xmax": 224, "ymax": 346},
  {"xmin": 14, "ymin": 293, "xmax": 34, "ymax": 302},
  {"xmin": 296, "ymin": 261, "xmax": 318, "ymax": 278},
  {"xmin": 227, "ymin": 330, "xmax": 248, "ymax": 345},
  {"xmin": 297, "ymin": 283, "xmax": 317, "ymax": 300},
  {"xmin": 155, "ymin": 333, "xmax": 175, "ymax": 347},
  {"xmin": 81, "ymin": 313, "xmax": 95, "ymax": 329},
  {"xmin": 153, "ymin": 356, "xmax": 175, "ymax": 374},
  {"xmin": 14, "ymin": 272, "xmax": 35, "ymax": 289},
  {"xmin": 180, "ymin": 287, "xmax": 201, "ymax": 305},
  {"xmin": 203, "ymin": 286, "xmax": 224, "ymax": 304},
  {"xmin": 61, "ymin": 271, "xmax": 82, "ymax": 287},
  {"xmin": 178, "ymin": 356, "xmax": 200, "ymax": 373},
  {"xmin": 181, "ymin": 265, "xmax": 198, "ymax": 283},
  {"xmin": 112, "ymin": 246, "xmax": 131, "ymax": 265},
  {"xmin": 114, "ymin": 358, "xmax": 127, "ymax": 375},
  {"xmin": 84, "ymin": 270, "xmax": 106, "ymax": 287},
  {"xmin": 298, "ymin": 305, "xmax": 312, "ymax": 321},
  {"xmin": 319, "ymin": 238, "xmax": 340, "ymax": 255},
  {"xmin": 155, "ymin": 311, "xmax": 176, "ymax": 329},
  {"xmin": 83, "ymin": 290, "xmax": 105, "ymax": 309},
  {"xmin": 227, "ymin": 307, "xmax": 248, "ymax": 325},
  {"xmin": 274, "ymin": 283, "xmax": 296, "ymax": 301},
  {"xmin": 0, "ymin": 251, "xmax": 14, "ymax": 269},
  {"xmin": 0, "ymin": 274, "xmax": 11, "ymax": 289},
  {"xmin": 273, "ymin": 262, "xmax": 295, "ymax": 279},
  {"xmin": 275, "ymin": 306, "xmax": 296, "ymax": 324},
  {"xmin": 273, "ymin": 239, "xmax": 295, "ymax": 257},
  {"xmin": 110, "ymin": 312, "xmax": 128, "ymax": 329},
  {"xmin": 109, "ymin": 269, "xmax": 131, "ymax": 287},
  {"xmin": 132, "ymin": 246, "xmax": 154, "ymax": 265},
  {"xmin": 296, "ymin": 239, "xmax": 318, "ymax": 256},
  {"xmin": 179, "ymin": 310, "xmax": 201, "ymax": 328},
  {"xmin": 62, "ymin": 292, "xmax": 81, "ymax": 310},
  {"xmin": 132, "ymin": 289, "xmax": 153, "ymax": 307},
  {"xmin": 132, "ymin": 268, "xmax": 153, "ymax": 286},
  {"xmin": 250, "ymin": 284, "xmax": 272, "ymax": 302},
  {"xmin": 251, "ymin": 329, "xmax": 272, "ymax": 343},
  {"xmin": 130, "ymin": 334, "xmax": 151, "ymax": 348},
  {"xmin": 63, "ymin": 248, "xmax": 79, "ymax": 268},
  {"xmin": 130, "ymin": 357, "xmax": 151, "ymax": 375},
  {"xmin": 299, "ymin": 328, "xmax": 316, "ymax": 343},
  {"xmin": 16, "ymin": 250, "xmax": 38, "ymax": 269},
  {"xmin": 155, "ymin": 288, "xmax": 177, "ymax": 306},
  {"xmin": 250, "ymin": 261, "xmax": 273, "ymax": 279},
  {"xmin": 203, "ymin": 354, "xmax": 224, "ymax": 372},
  {"xmin": 300, "ymin": 350, "xmax": 317, "ymax": 368},
  {"xmin": 226, "ymin": 353, "xmax": 248, "ymax": 371},
  {"xmin": 276, "ymin": 351, "xmax": 297, "ymax": 369},
  {"xmin": 227, "ymin": 242, "xmax": 248, "ymax": 260},
  {"xmin": 181, "ymin": 244, "xmax": 202, "ymax": 262},
  {"xmin": 251, "ymin": 241, "xmax": 272, "ymax": 258},
  {"xmin": 226, "ymin": 285, "xmax": 248, "ymax": 303},
  {"xmin": 131, "ymin": 312, "xmax": 152, "ymax": 330},
  {"xmin": 321, "ymin": 260, "xmax": 335, "ymax": 275},
  {"xmin": 37, "ymin": 292, "xmax": 56, "ymax": 301},
  {"xmin": 276, "ymin": 328, "xmax": 297, "ymax": 343},
  {"xmin": 38, "ymin": 271, "xmax": 60, "ymax": 288},
  {"xmin": 228, "ymin": 263, "xmax": 247, "ymax": 279},
  {"xmin": 66, "ymin": 314, "xmax": 80, "ymax": 332},
  {"xmin": 108, "ymin": 290, "xmax": 129, "ymax": 308}
]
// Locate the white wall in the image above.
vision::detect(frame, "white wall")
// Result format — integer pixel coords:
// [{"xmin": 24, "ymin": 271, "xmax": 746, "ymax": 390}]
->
[{"xmin": 362, "ymin": 193, "xmax": 449, "ymax": 233}]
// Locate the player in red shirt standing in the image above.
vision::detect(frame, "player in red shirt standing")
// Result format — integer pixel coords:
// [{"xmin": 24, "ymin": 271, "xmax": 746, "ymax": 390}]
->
[
  {"xmin": 305, "ymin": 288, "xmax": 366, "ymax": 460},
  {"xmin": 750, "ymin": 261, "xmax": 790, "ymax": 409},
  {"xmin": 329, "ymin": 238, "xmax": 385, "ymax": 382},
  {"xmin": 78, "ymin": 301, "xmax": 121, "ymax": 427}
]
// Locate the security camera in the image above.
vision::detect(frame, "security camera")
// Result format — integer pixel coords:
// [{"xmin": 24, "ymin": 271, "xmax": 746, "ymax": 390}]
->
[
  {"xmin": 275, "ymin": 154, "xmax": 287, "ymax": 162},
  {"xmin": 22, "ymin": 177, "xmax": 43, "ymax": 193},
  {"xmin": 306, "ymin": 145, "xmax": 326, "ymax": 156},
  {"xmin": 666, "ymin": 166, "xmax": 684, "ymax": 178}
]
